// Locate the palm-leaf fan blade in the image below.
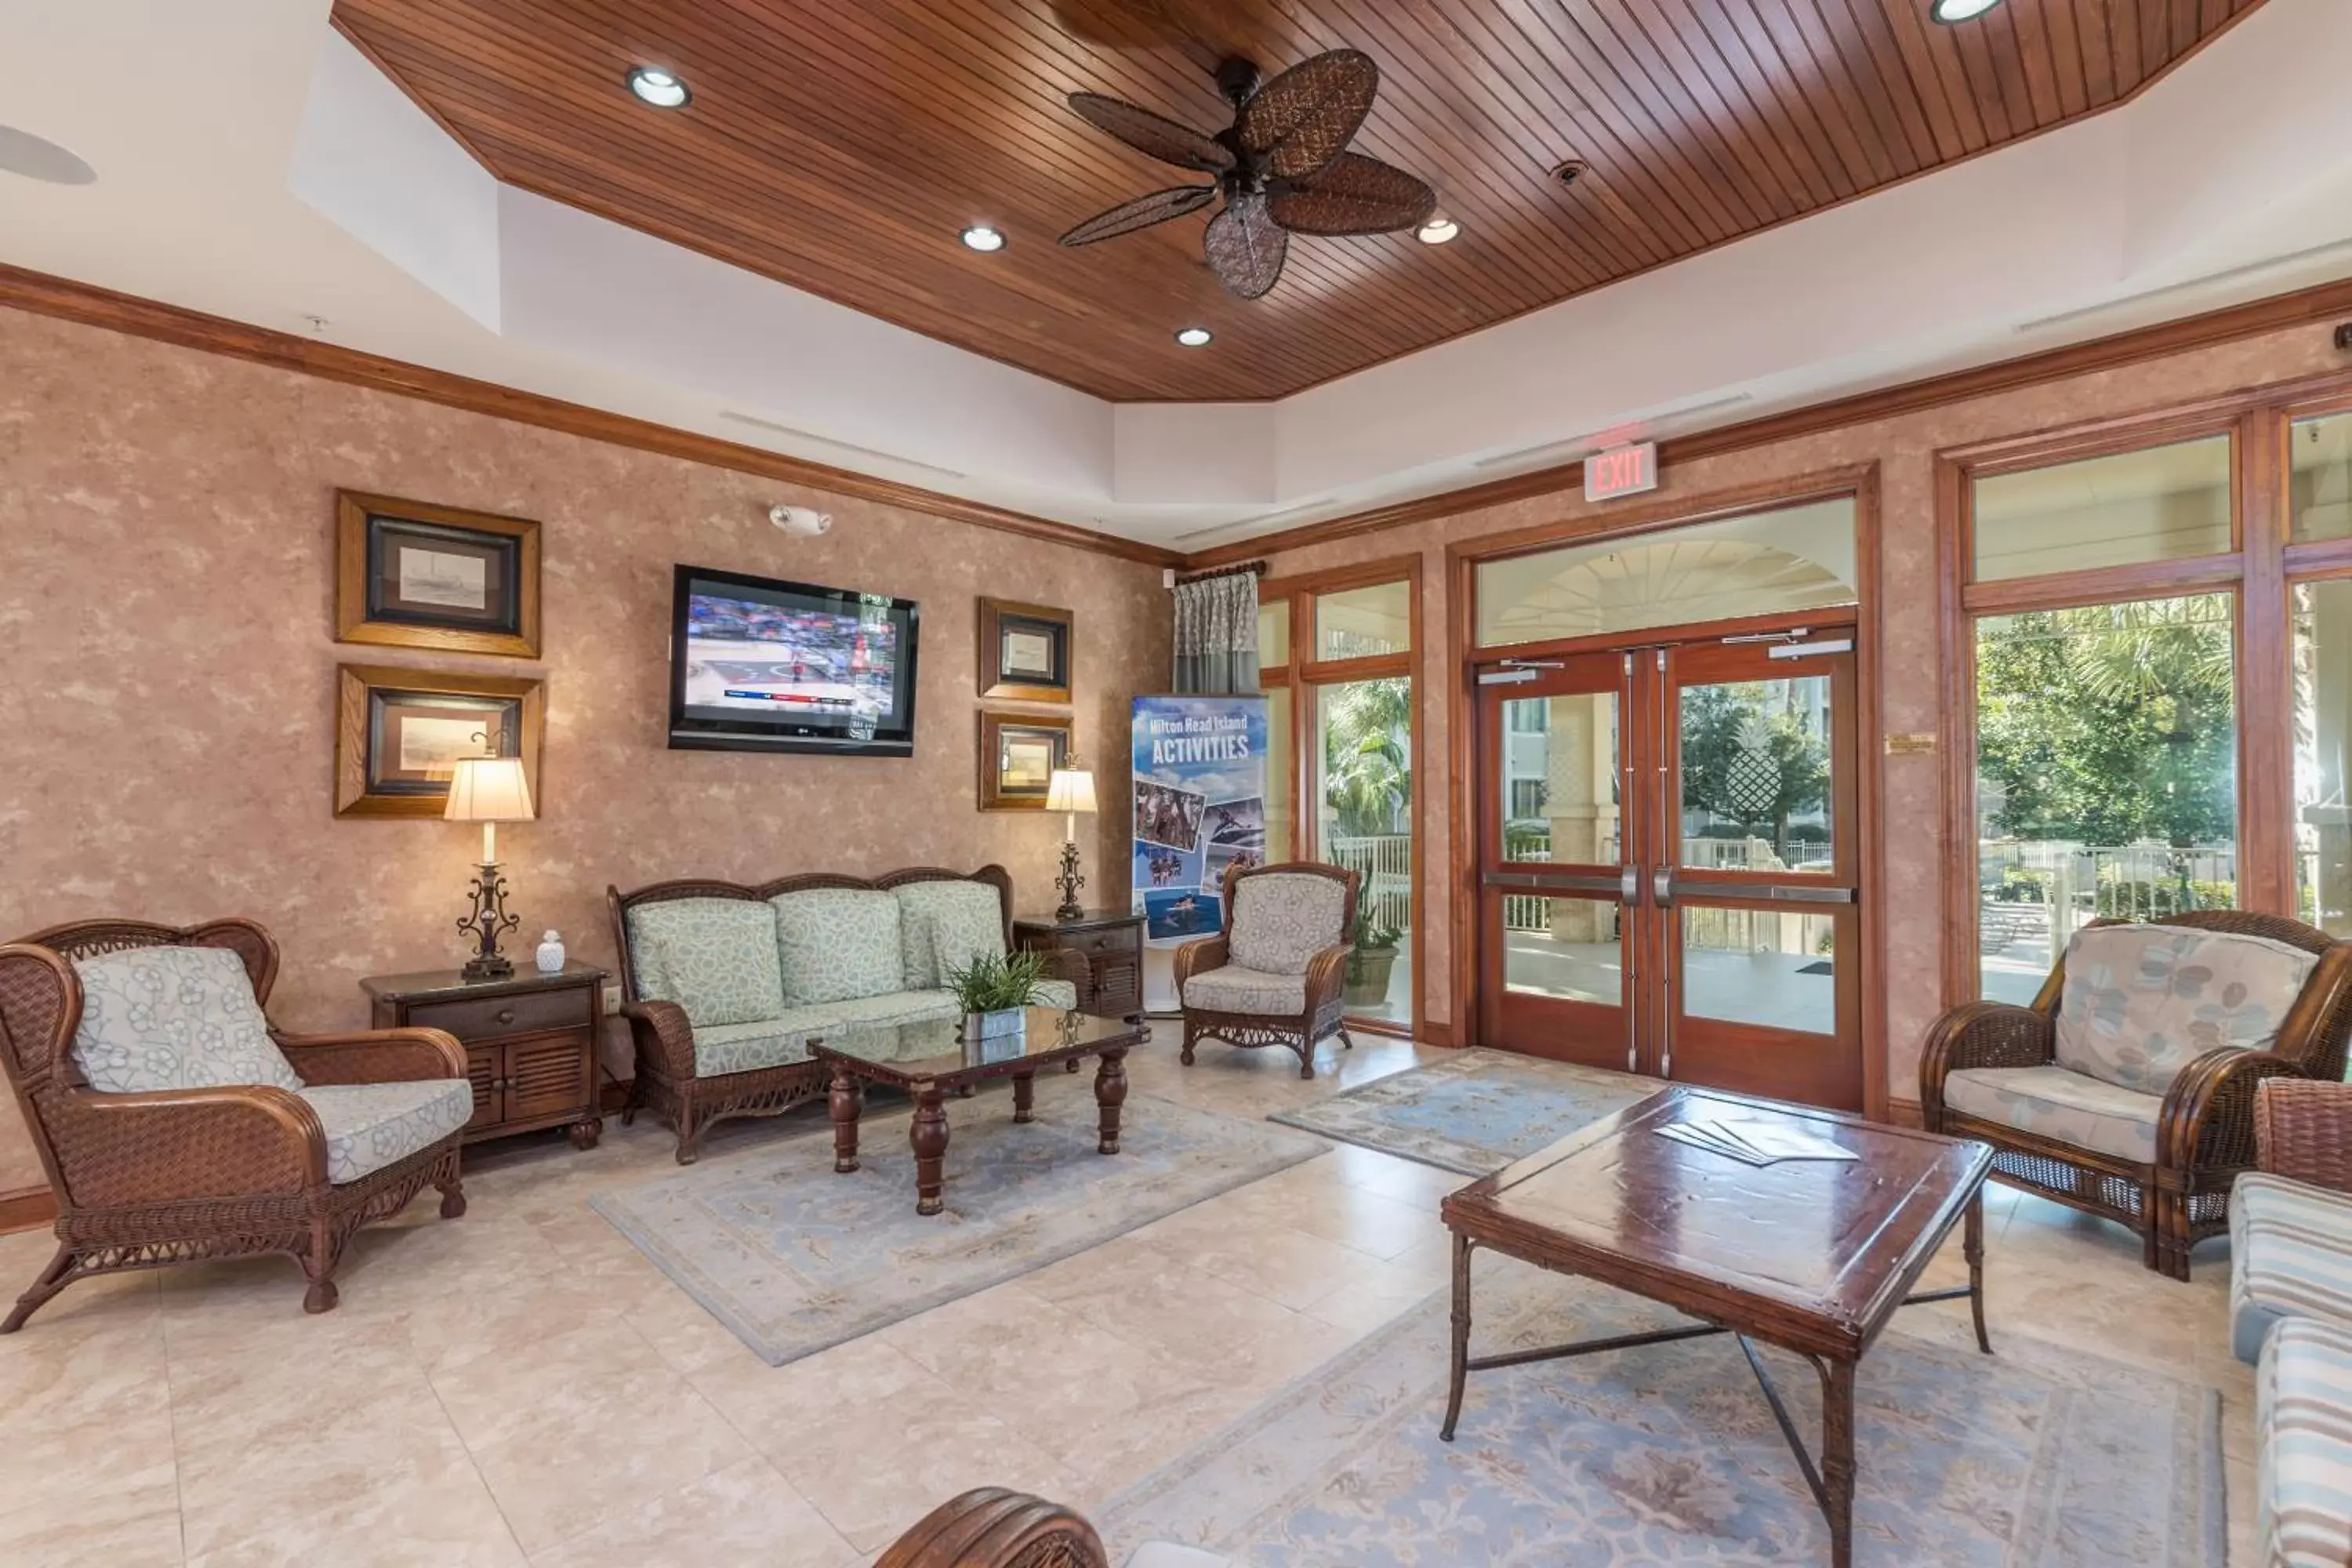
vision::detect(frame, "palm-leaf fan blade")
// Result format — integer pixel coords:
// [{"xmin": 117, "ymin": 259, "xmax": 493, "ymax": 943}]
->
[
  {"xmin": 1235, "ymin": 49, "xmax": 1377, "ymax": 180},
  {"xmin": 1266, "ymin": 151, "xmax": 1437, "ymax": 235},
  {"xmin": 1059, "ymin": 185, "xmax": 1218, "ymax": 246},
  {"xmin": 1067, "ymin": 93, "xmax": 1236, "ymax": 174},
  {"xmin": 1203, "ymin": 193, "xmax": 1288, "ymax": 299}
]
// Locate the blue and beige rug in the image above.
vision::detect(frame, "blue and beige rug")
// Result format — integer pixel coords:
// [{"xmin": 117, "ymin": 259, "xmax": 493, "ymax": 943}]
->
[
  {"xmin": 1098, "ymin": 1261, "xmax": 2223, "ymax": 1566},
  {"xmin": 590, "ymin": 1091, "xmax": 1327, "ymax": 1366},
  {"xmin": 1269, "ymin": 1048, "xmax": 1659, "ymax": 1174}
]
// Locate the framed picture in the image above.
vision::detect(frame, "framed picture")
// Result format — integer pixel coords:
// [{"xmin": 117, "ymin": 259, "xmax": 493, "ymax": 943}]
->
[
  {"xmin": 336, "ymin": 491, "xmax": 542, "ymax": 658},
  {"xmin": 978, "ymin": 598, "xmax": 1073, "ymax": 704},
  {"xmin": 335, "ymin": 664, "xmax": 544, "ymax": 818},
  {"xmin": 978, "ymin": 710, "xmax": 1070, "ymax": 811}
]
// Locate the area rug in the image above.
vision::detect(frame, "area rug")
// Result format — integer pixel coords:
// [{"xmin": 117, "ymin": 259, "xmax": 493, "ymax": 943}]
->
[
  {"xmin": 1098, "ymin": 1263, "xmax": 2223, "ymax": 1566},
  {"xmin": 590, "ymin": 1091, "xmax": 1327, "ymax": 1366},
  {"xmin": 1269, "ymin": 1048, "xmax": 1658, "ymax": 1174}
]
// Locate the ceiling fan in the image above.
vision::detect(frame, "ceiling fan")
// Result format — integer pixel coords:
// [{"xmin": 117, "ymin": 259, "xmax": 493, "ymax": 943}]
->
[{"xmin": 1057, "ymin": 51, "xmax": 1439, "ymax": 300}]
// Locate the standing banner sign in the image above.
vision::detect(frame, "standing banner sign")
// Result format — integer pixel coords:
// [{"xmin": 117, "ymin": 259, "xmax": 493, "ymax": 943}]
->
[{"xmin": 1131, "ymin": 694, "xmax": 1269, "ymax": 1012}]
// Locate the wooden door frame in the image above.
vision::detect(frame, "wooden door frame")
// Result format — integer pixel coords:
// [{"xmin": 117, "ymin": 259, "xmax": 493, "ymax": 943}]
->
[
  {"xmin": 1259, "ymin": 554, "xmax": 1425, "ymax": 1038},
  {"xmin": 1445, "ymin": 464, "xmax": 1886, "ymax": 1117}
]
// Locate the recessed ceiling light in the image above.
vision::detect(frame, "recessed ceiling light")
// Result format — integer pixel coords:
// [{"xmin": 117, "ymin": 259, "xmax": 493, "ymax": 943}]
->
[
  {"xmin": 1174, "ymin": 327, "xmax": 1213, "ymax": 347},
  {"xmin": 1929, "ymin": 0, "xmax": 2003, "ymax": 21},
  {"xmin": 960, "ymin": 224, "xmax": 1006, "ymax": 252},
  {"xmin": 626, "ymin": 67, "xmax": 691, "ymax": 109},
  {"xmin": 0, "ymin": 125, "xmax": 96, "ymax": 186},
  {"xmin": 1549, "ymin": 158, "xmax": 1588, "ymax": 189},
  {"xmin": 1417, "ymin": 215, "xmax": 1460, "ymax": 245}
]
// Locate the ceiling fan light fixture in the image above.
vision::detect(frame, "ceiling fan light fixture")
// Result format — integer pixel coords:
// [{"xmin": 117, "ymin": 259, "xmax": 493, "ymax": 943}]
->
[
  {"xmin": 1417, "ymin": 214, "xmax": 1460, "ymax": 245},
  {"xmin": 1929, "ymin": 0, "xmax": 2003, "ymax": 21},
  {"xmin": 1174, "ymin": 327, "xmax": 1213, "ymax": 347},
  {"xmin": 626, "ymin": 67, "xmax": 691, "ymax": 108},
  {"xmin": 960, "ymin": 224, "xmax": 1006, "ymax": 252}
]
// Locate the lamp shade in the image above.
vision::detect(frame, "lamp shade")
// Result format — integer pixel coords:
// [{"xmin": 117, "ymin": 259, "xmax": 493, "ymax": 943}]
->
[
  {"xmin": 443, "ymin": 756, "xmax": 535, "ymax": 823},
  {"xmin": 1044, "ymin": 768, "xmax": 1098, "ymax": 815}
]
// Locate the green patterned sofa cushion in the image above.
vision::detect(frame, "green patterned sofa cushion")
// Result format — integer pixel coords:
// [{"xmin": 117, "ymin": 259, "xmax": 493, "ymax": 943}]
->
[
  {"xmin": 691, "ymin": 1009, "xmax": 836, "ymax": 1076},
  {"xmin": 70, "ymin": 946, "xmax": 304, "ymax": 1094},
  {"xmin": 625, "ymin": 898, "xmax": 786, "ymax": 1029},
  {"xmin": 770, "ymin": 887, "xmax": 906, "ymax": 1004},
  {"xmin": 2055, "ymin": 924, "xmax": 2318, "ymax": 1092},
  {"xmin": 891, "ymin": 880, "xmax": 1007, "ymax": 989}
]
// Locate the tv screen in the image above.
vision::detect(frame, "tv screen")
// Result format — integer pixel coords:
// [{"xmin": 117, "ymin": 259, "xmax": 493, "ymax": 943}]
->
[{"xmin": 667, "ymin": 564, "xmax": 920, "ymax": 756}]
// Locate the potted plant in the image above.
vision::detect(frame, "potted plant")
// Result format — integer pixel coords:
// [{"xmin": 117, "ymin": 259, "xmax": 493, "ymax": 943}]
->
[
  {"xmin": 946, "ymin": 949, "xmax": 1051, "ymax": 1039},
  {"xmin": 1344, "ymin": 901, "xmax": 1403, "ymax": 1009}
]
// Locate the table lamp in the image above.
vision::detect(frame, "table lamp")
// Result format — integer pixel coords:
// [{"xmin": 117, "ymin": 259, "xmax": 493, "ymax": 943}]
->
[
  {"xmin": 444, "ymin": 754, "xmax": 534, "ymax": 980},
  {"xmin": 1044, "ymin": 761, "xmax": 1098, "ymax": 923}
]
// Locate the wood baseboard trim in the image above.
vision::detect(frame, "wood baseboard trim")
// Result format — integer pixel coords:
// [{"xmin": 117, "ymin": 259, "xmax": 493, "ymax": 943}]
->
[
  {"xmin": 1882, "ymin": 1097, "xmax": 1926, "ymax": 1130},
  {"xmin": 0, "ymin": 1185, "xmax": 56, "ymax": 1235},
  {"xmin": 0, "ymin": 263, "xmax": 1180, "ymax": 570}
]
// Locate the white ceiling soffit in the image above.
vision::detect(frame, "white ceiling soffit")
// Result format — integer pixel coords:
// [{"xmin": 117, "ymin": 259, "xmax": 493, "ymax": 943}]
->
[{"xmin": 0, "ymin": 0, "xmax": 2347, "ymax": 549}]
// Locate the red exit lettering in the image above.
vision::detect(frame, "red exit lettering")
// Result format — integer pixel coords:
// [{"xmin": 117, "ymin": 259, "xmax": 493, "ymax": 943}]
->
[{"xmin": 1584, "ymin": 441, "xmax": 1659, "ymax": 502}]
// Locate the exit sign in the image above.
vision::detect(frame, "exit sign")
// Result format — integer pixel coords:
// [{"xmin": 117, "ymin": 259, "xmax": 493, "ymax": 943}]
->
[{"xmin": 1584, "ymin": 442, "xmax": 1658, "ymax": 502}]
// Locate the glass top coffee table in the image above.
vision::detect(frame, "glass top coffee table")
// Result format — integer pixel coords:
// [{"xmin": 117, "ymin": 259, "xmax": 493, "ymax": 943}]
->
[{"xmin": 806, "ymin": 1007, "xmax": 1150, "ymax": 1215}]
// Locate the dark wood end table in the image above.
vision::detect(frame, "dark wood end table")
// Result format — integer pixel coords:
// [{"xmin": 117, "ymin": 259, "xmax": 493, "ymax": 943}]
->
[
  {"xmin": 1012, "ymin": 910, "xmax": 1145, "ymax": 1022},
  {"xmin": 808, "ymin": 1007, "xmax": 1151, "ymax": 1215},
  {"xmin": 1439, "ymin": 1086, "xmax": 1994, "ymax": 1568},
  {"xmin": 361, "ymin": 961, "xmax": 609, "ymax": 1149}
]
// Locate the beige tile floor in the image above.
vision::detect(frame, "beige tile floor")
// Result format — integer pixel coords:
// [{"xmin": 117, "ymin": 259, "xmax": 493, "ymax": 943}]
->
[{"xmin": 0, "ymin": 1036, "xmax": 2256, "ymax": 1566}]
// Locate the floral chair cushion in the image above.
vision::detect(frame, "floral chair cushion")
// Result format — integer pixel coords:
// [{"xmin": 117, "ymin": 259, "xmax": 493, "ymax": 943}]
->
[
  {"xmin": 892, "ymin": 880, "xmax": 1007, "ymax": 989},
  {"xmin": 298, "ymin": 1080, "xmax": 472, "ymax": 1184},
  {"xmin": 2054, "ymin": 924, "xmax": 2318, "ymax": 1093},
  {"xmin": 769, "ymin": 888, "xmax": 906, "ymax": 1005},
  {"xmin": 1229, "ymin": 873, "xmax": 1348, "ymax": 978},
  {"xmin": 1183, "ymin": 964, "xmax": 1308, "ymax": 1016},
  {"xmin": 69, "ymin": 946, "xmax": 304, "ymax": 1094},
  {"xmin": 625, "ymin": 898, "xmax": 786, "ymax": 1029},
  {"xmin": 1940, "ymin": 1064, "xmax": 2163, "ymax": 1163}
]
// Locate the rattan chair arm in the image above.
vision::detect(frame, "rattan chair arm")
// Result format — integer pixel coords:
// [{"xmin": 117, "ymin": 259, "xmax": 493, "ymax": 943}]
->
[
  {"xmin": 49, "ymin": 1083, "xmax": 327, "ymax": 1204},
  {"xmin": 2254, "ymin": 1078, "xmax": 2352, "ymax": 1191},
  {"xmin": 276, "ymin": 1027, "xmax": 466, "ymax": 1086},
  {"xmin": 1919, "ymin": 1001, "xmax": 2054, "ymax": 1122},
  {"xmin": 1172, "ymin": 936, "xmax": 1229, "ymax": 990},
  {"xmin": 1303, "ymin": 941, "xmax": 1352, "ymax": 1017},
  {"xmin": 876, "ymin": 1487, "xmax": 1109, "ymax": 1568},
  {"xmin": 619, "ymin": 999, "xmax": 698, "ymax": 1080},
  {"xmin": 2158, "ymin": 1047, "xmax": 2307, "ymax": 1172},
  {"xmin": 1038, "ymin": 948, "xmax": 1092, "ymax": 993}
]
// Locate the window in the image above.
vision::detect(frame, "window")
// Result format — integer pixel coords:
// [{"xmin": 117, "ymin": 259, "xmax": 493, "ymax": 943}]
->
[
  {"xmin": 2292, "ymin": 414, "xmax": 2352, "ymax": 544},
  {"xmin": 1971, "ymin": 435, "xmax": 2232, "ymax": 581},
  {"xmin": 1314, "ymin": 581, "xmax": 1410, "ymax": 661},
  {"xmin": 1475, "ymin": 498, "xmax": 1857, "ymax": 648},
  {"xmin": 2295, "ymin": 579, "xmax": 2352, "ymax": 936},
  {"xmin": 1508, "ymin": 778, "xmax": 1548, "ymax": 819},
  {"xmin": 1316, "ymin": 676, "xmax": 1413, "ymax": 1026},
  {"xmin": 1973, "ymin": 593, "xmax": 2238, "ymax": 1003}
]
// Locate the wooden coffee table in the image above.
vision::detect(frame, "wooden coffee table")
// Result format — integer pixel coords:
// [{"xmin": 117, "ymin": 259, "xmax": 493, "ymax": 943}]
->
[
  {"xmin": 1439, "ymin": 1086, "xmax": 1994, "ymax": 1568},
  {"xmin": 808, "ymin": 1007, "xmax": 1149, "ymax": 1215}
]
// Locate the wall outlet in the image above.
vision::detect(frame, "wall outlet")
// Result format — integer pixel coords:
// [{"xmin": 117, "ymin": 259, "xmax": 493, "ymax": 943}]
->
[{"xmin": 601, "ymin": 982, "xmax": 622, "ymax": 1014}]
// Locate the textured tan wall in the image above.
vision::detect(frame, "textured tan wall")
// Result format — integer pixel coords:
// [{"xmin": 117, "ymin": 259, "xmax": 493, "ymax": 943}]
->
[
  {"xmin": 0, "ymin": 307, "xmax": 1167, "ymax": 1190},
  {"xmin": 1265, "ymin": 318, "xmax": 2352, "ymax": 1097}
]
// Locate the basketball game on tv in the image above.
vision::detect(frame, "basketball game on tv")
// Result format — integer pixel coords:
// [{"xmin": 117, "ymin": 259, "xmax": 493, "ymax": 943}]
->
[{"xmin": 667, "ymin": 564, "xmax": 920, "ymax": 756}]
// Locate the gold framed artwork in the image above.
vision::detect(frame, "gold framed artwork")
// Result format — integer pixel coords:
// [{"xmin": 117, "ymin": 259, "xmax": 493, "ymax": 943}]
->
[
  {"xmin": 336, "ymin": 491, "xmax": 542, "ymax": 658},
  {"xmin": 977, "ymin": 597, "xmax": 1073, "ymax": 704},
  {"xmin": 978, "ymin": 710, "xmax": 1070, "ymax": 811},
  {"xmin": 335, "ymin": 664, "xmax": 545, "ymax": 818}
]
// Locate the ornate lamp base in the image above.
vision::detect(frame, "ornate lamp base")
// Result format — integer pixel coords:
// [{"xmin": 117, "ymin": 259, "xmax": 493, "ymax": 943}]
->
[
  {"xmin": 457, "ymin": 861, "xmax": 521, "ymax": 982},
  {"xmin": 1054, "ymin": 839, "xmax": 1087, "ymax": 923}
]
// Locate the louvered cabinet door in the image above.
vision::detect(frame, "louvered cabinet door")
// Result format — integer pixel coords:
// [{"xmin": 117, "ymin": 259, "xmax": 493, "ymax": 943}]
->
[
  {"xmin": 361, "ymin": 964, "xmax": 608, "ymax": 1152},
  {"xmin": 503, "ymin": 1032, "xmax": 593, "ymax": 1123},
  {"xmin": 463, "ymin": 1046, "xmax": 503, "ymax": 1131}
]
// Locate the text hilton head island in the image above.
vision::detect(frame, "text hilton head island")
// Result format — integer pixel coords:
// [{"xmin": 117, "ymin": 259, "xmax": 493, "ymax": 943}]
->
[{"xmin": 1144, "ymin": 712, "xmax": 1254, "ymax": 766}]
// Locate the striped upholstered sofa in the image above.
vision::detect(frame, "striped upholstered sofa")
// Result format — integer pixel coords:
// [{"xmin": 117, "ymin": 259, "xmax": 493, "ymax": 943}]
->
[{"xmin": 2230, "ymin": 1079, "xmax": 2352, "ymax": 1566}]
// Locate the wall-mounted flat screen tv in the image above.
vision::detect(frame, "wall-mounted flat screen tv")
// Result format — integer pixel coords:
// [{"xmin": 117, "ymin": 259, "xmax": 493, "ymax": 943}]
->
[{"xmin": 667, "ymin": 564, "xmax": 920, "ymax": 756}]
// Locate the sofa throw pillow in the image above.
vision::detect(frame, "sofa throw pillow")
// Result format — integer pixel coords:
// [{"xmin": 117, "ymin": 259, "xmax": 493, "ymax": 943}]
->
[
  {"xmin": 70, "ymin": 946, "xmax": 304, "ymax": 1094},
  {"xmin": 771, "ymin": 887, "xmax": 906, "ymax": 1005},
  {"xmin": 2054, "ymin": 923, "xmax": 2320, "ymax": 1092},
  {"xmin": 625, "ymin": 898, "xmax": 786, "ymax": 1029},
  {"xmin": 892, "ymin": 880, "xmax": 1007, "ymax": 989},
  {"xmin": 1230, "ymin": 873, "xmax": 1348, "ymax": 977}
]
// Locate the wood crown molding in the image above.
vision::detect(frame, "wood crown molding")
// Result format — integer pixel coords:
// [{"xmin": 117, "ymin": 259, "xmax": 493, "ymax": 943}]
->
[
  {"xmin": 0, "ymin": 263, "xmax": 1181, "ymax": 569},
  {"xmin": 1185, "ymin": 274, "xmax": 2352, "ymax": 569},
  {"xmin": 0, "ymin": 1185, "xmax": 55, "ymax": 1236}
]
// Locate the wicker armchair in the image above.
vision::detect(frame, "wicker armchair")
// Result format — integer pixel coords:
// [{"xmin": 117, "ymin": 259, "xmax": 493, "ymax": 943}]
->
[
  {"xmin": 877, "ymin": 1488, "xmax": 1109, "ymax": 1568},
  {"xmin": 0, "ymin": 918, "xmax": 470, "ymax": 1328},
  {"xmin": 1922, "ymin": 911, "xmax": 2352, "ymax": 1280},
  {"xmin": 1175, "ymin": 861, "xmax": 1360, "ymax": 1080},
  {"xmin": 2253, "ymin": 1077, "xmax": 2352, "ymax": 1192}
]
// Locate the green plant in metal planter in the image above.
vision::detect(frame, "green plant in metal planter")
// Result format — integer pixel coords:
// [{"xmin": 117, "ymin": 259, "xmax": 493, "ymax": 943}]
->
[
  {"xmin": 1345, "ymin": 901, "xmax": 1404, "ymax": 1009},
  {"xmin": 946, "ymin": 949, "xmax": 1051, "ymax": 1038}
]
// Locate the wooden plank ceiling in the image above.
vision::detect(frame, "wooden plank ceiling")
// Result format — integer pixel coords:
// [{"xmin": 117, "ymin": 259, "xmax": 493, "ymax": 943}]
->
[{"xmin": 332, "ymin": 0, "xmax": 2263, "ymax": 403}]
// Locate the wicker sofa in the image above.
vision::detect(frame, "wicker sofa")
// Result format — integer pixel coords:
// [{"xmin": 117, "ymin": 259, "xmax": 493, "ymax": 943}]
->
[{"xmin": 606, "ymin": 865, "xmax": 1083, "ymax": 1163}]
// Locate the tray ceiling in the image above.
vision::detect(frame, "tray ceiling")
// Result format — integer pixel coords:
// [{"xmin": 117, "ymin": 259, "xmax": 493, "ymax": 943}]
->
[{"xmin": 332, "ymin": 2, "xmax": 2261, "ymax": 402}]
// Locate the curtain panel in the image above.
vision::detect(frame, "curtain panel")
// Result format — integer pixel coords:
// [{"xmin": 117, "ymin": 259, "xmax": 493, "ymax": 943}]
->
[{"xmin": 1172, "ymin": 572, "xmax": 1260, "ymax": 695}]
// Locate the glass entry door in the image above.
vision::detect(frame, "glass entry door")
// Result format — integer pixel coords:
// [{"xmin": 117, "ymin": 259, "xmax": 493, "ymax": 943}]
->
[{"xmin": 1475, "ymin": 626, "xmax": 1864, "ymax": 1108}]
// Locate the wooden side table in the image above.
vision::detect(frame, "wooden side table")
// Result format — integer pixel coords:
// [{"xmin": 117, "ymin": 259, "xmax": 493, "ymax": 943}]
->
[
  {"xmin": 361, "ymin": 962, "xmax": 608, "ymax": 1149},
  {"xmin": 1013, "ymin": 911, "xmax": 1145, "ymax": 1022}
]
